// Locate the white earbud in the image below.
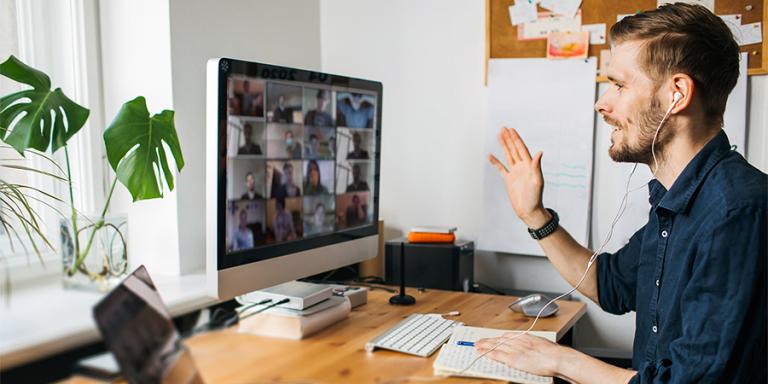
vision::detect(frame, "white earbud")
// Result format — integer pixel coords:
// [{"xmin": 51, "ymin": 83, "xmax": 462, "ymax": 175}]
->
[{"xmin": 672, "ymin": 92, "xmax": 683, "ymax": 104}]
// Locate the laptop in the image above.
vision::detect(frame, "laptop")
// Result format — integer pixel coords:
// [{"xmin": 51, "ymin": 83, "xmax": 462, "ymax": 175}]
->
[{"xmin": 92, "ymin": 265, "xmax": 203, "ymax": 384}]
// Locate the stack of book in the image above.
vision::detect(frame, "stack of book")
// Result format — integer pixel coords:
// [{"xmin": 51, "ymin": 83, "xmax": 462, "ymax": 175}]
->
[
  {"xmin": 236, "ymin": 281, "xmax": 366, "ymax": 340},
  {"xmin": 407, "ymin": 226, "xmax": 457, "ymax": 244}
]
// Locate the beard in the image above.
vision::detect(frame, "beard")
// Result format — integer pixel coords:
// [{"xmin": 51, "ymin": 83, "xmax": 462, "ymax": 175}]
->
[{"xmin": 607, "ymin": 96, "xmax": 669, "ymax": 164}]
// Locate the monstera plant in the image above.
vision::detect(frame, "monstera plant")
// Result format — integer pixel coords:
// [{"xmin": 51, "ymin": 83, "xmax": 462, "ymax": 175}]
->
[{"xmin": 0, "ymin": 55, "xmax": 184, "ymax": 289}]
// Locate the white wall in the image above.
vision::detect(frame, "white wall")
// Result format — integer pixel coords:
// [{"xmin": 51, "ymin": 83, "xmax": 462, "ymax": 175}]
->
[
  {"xmin": 320, "ymin": 0, "xmax": 768, "ymax": 354},
  {"xmin": 100, "ymin": 0, "xmax": 180, "ymax": 276},
  {"xmin": 168, "ymin": 0, "xmax": 322, "ymax": 273}
]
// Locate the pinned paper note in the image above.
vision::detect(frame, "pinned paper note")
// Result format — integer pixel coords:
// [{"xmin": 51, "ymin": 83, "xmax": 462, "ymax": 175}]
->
[
  {"xmin": 547, "ymin": 31, "xmax": 589, "ymax": 59},
  {"xmin": 518, "ymin": 11, "xmax": 582, "ymax": 40},
  {"xmin": 657, "ymin": 0, "xmax": 714, "ymax": 11},
  {"xmin": 582, "ymin": 23, "xmax": 606, "ymax": 45},
  {"xmin": 599, "ymin": 49, "xmax": 611, "ymax": 76},
  {"xmin": 719, "ymin": 14, "xmax": 742, "ymax": 40},
  {"xmin": 738, "ymin": 22, "xmax": 762, "ymax": 46},
  {"xmin": 509, "ymin": 1, "xmax": 538, "ymax": 26},
  {"xmin": 539, "ymin": 0, "xmax": 582, "ymax": 18}
]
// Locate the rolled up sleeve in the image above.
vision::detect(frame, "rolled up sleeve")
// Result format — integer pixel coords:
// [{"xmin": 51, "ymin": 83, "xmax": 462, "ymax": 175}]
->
[{"xmin": 597, "ymin": 225, "xmax": 646, "ymax": 315}]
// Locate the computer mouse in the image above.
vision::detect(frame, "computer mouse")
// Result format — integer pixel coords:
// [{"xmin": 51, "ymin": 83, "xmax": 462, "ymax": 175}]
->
[{"xmin": 508, "ymin": 294, "xmax": 559, "ymax": 317}]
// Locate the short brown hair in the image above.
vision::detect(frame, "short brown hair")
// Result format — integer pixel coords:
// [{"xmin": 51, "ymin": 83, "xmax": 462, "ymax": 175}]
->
[{"xmin": 610, "ymin": 3, "xmax": 740, "ymax": 126}]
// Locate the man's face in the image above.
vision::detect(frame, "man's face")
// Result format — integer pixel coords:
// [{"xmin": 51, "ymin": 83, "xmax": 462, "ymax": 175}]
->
[
  {"xmin": 243, "ymin": 125, "xmax": 252, "ymax": 142},
  {"xmin": 245, "ymin": 174, "xmax": 255, "ymax": 191},
  {"xmin": 278, "ymin": 95, "xmax": 285, "ymax": 107},
  {"xmin": 317, "ymin": 96, "xmax": 328, "ymax": 111},
  {"xmin": 352, "ymin": 165, "xmax": 361, "ymax": 181},
  {"xmin": 239, "ymin": 211, "xmax": 248, "ymax": 227},
  {"xmin": 595, "ymin": 42, "xmax": 666, "ymax": 164},
  {"xmin": 310, "ymin": 137, "xmax": 319, "ymax": 150},
  {"xmin": 243, "ymin": 81, "xmax": 250, "ymax": 93},
  {"xmin": 353, "ymin": 133, "xmax": 362, "ymax": 149}
]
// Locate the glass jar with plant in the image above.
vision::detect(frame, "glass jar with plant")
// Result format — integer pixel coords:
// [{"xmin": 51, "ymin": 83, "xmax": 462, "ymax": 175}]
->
[{"xmin": 0, "ymin": 55, "xmax": 185, "ymax": 291}]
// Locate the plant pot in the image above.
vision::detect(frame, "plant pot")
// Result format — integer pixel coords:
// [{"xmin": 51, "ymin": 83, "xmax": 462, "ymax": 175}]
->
[{"xmin": 60, "ymin": 214, "xmax": 128, "ymax": 292}]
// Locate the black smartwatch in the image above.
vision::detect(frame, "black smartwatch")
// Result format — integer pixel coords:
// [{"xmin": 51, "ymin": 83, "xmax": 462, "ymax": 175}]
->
[{"xmin": 527, "ymin": 208, "xmax": 559, "ymax": 240}]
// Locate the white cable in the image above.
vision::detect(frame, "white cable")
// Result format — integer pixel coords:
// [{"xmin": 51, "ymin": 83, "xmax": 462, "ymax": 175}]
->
[
  {"xmin": 651, "ymin": 101, "xmax": 678, "ymax": 177},
  {"xmin": 454, "ymin": 163, "xmax": 642, "ymax": 376}
]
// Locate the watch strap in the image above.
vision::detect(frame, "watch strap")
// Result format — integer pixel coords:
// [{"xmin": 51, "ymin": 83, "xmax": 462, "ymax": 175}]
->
[{"xmin": 527, "ymin": 208, "xmax": 559, "ymax": 240}]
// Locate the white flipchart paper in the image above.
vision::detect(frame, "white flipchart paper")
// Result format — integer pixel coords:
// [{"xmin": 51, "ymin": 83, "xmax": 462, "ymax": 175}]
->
[{"xmin": 482, "ymin": 58, "xmax": 597, "ymax": 256}]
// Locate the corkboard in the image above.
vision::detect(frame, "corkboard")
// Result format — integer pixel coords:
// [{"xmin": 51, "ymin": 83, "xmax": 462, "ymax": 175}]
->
[{"xmin": 485, "ymin": 0, "xmax": 768, "ymax": 83}]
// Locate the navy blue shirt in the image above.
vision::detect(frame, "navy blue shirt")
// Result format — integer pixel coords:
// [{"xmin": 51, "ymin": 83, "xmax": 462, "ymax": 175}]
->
[{"xmin": 597, "ymin": 131, "xmax": 767, "ymax": 383}]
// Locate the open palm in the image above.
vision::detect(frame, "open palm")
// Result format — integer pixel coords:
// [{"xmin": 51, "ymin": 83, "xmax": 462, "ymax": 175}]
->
[{"xmin": 488, "ymin": 127, "xmax": 545, "ymax": 226}]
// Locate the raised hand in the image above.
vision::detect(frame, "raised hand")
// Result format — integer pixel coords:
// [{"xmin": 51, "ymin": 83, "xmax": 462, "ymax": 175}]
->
[{"xmin": 488, "ymin": 127, "xmax": 550, "ymax": 229}]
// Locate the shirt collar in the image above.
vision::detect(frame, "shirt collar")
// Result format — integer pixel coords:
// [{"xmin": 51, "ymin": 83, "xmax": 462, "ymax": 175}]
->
[{"xmin": 652, "ymin": 130, "xmax": 732, "ymax": 213}]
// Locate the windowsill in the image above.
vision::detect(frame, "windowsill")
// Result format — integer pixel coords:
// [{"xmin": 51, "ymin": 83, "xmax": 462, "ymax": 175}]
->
[{"xmin": 0, "ymin": 272, "xmax": 215, "ymax": 369}]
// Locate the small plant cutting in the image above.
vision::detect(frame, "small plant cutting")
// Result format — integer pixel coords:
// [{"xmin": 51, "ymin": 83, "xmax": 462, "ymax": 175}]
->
[{"xmin": 0, "ymin": 55, "xmax": 184, "ymax": 290}]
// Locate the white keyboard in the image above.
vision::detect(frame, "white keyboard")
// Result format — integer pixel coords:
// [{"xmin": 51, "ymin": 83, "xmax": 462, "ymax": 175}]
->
[{"xmin": 365, "ymin": 314, "xmax": 462, "ymax": 357}]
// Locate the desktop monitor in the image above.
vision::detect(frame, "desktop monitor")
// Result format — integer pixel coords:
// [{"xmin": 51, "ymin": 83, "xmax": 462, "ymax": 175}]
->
[{"xmin": 206, "ymin": 58, "xmax": 382, "ymax": 299}]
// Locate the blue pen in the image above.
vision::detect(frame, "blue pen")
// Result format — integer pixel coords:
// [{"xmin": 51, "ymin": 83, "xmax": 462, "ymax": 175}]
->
[{"xmin": 457, "ymin": 341, "xmax": 475, "ymax": 347}]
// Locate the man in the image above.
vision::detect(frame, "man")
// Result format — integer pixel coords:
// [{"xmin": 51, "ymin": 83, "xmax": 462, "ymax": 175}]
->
[
  {"xmin": 272, "ymin": 95, "xmax": 293, "ymax": 123},
  {"xmin": 272, "ymin": 197, "xmax": 297, "ymax": 242},
  {"xmin": 284, "ymin": 130, "xmax": 302, "ymax": 159},
  {"xmin": 240, "ymin": 172, "xmax": 263, "ymax": 200},
  {"xmin": 480, "ymin": 4, "xmax": 766, "ymax": 383},
  {"xmin": 337, "ymin": 92, "xmax": 375, "ymax": 128},
  {"xmin": 237, "ymin": 123, "xmax": 262, "ymax": 155},
  {"xmin": 346, "ymin": 163, "xmax": 369, "ymax": 192},
  {"xmin": 304, "ymin": 89, "xmax": 333, "ymax": 127},
  {"xmin": 347, "ymin": 132, "xmax": 369, "ymax": 159},
  {"xmin": 305, "ymin": 134, "xmax": 321, "ymax": 159},
  {"xmin": 345, "ymin": 194, "xmax": 367, "ymax": 228},
  {"xmin": 233, "ymin": 209, "xmax": 254, "ymax": 251},
  {"xmin": 274, "ymin": 162, "xmax": 301, "ymax": 198},
  {"xmin": 239, "ymin": 80, "xmax": 263, "ymax": 117}
]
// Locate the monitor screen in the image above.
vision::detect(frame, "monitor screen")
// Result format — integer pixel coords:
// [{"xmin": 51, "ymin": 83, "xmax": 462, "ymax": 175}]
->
[{"xmin": 213, "ymin": 59, "xmax": 382, "ymax": 271}]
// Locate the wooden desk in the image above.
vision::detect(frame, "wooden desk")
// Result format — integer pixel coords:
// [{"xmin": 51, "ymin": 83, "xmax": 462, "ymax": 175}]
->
[{"xmin": 184, "ymin": 289, "xmax": 586, "ymax": 383}]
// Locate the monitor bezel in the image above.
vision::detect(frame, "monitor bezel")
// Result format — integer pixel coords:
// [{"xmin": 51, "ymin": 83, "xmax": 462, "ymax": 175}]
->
[{"xmin": 214, "ymin": 58, "xmax": 382, "ymax": 271}]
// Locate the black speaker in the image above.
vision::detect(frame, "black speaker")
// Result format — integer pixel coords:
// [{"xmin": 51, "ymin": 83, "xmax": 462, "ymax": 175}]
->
[{"xmin": 385, "ymin": 239, "xmax": 474, "ymax": 292}]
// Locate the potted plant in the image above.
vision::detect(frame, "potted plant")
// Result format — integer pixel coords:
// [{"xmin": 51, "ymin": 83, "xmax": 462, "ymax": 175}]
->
[{"xmin": 0, "ymin": 55, "xmax": 185, "ymax": 291}]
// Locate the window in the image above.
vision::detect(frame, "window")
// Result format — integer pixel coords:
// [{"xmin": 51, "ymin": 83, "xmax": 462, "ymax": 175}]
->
[{"xmin": 1, "ymin": 0, "xmax": 107, "ymax": 282}]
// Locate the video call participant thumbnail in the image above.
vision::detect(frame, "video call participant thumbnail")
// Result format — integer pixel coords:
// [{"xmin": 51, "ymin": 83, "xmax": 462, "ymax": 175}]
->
[
  {"xmin": 270, "ymin": 197, "xmax": 302, "ymax": 242},
  {"xmin": 304, "ymin": 127, "xmax": 334, "ymax": 159},
  {"xmin": 236, "ymin": 79, "xmax": 264, "ymax": 117},
  {"xmin": 337, "ymin": 92, "xmax": 375, "ymax": 128},
  {"xmin": 228, "ymin": 200, "xmax": 266, "ymax": 251},
  {"xmin": 241, "ymin": 172, "xmax": 264, "ymax": 200},
  {"xmin": 270, "ymin": 161, "xmax": 302, "ymax": 199},
  {"xmin": 238, "ymin": 122, "xmax": 263, "ymax": 155},
  {"xmin": 268, "ymin": 83, "xmax": 302, "ymax": 124},
  {"xmin": 336, "ymin": 192, "xmax": 370, "ymax": 229},
  {"xmin": 346, "ymin": 163, "xmax": 370, "ymax": 192},
  {"xmin": 304, "ymin": 160, "xmax": 334, "ymax": 196},
  {"xmin": 347, "ymin": 132, "xmax": 369, "ymax": 159},
  {"xmin": 303, "ymin": 195, "xmax": 335, "ymax": 236},
  {"xmin": 304, "ymin": 89, "xmax": 334, "ymax": 127}
]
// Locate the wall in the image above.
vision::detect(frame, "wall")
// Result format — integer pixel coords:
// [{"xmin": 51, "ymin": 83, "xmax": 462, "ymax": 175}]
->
[
  {"xmin": 100, "ymin": 0, "xmax": 179, "ymax": 276},
  {"xmin": 320, "ymin": 0, "xmax": 768, "ymax": 354},
  {"xmin": 168, "ymin": 0, "xmax": 322, "ymax": 274}
]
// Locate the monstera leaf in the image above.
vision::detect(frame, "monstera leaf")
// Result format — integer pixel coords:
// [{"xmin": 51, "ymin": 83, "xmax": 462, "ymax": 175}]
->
[
  {"xmin": 0, "ymin": 55, "xmax": 89, "ymax": 154},
  {"xmin": 103, "ymin": 96, "xmax": 184, "ymax": 201}
]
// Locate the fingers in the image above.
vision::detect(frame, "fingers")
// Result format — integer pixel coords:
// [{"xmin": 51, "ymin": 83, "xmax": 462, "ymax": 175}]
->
[
  {"xmin": 488, "ymin": 154, "xmax": 509, "ymax": 174},
  {"xmin": 499, "ymin": 131, "xmax": 517, "ymax": 166},
  {"xmin": 532, "ymin": 150, "xmax": 543, "ymax": 172},
  {"xmin": 509, "ymin": 128, "xmax": 533, "ymax": 161}
]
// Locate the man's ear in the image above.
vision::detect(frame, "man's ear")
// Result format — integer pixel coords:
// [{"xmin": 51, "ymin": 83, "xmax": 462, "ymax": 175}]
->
[{"xmin": 669, "ymin": 73, "xmax": 695, "ymax": 114}]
